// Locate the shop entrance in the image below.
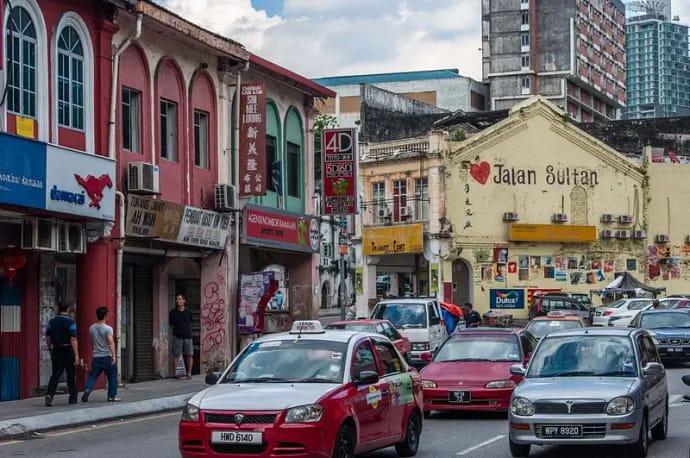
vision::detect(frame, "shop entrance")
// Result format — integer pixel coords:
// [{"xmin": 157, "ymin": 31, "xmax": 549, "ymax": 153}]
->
[
  {"xmin": 452, "ymin": 258, "xmax": 473, "ymax": 306},
  {"xmin": 170, "ymin": 279, "xmax": 201, "ymax": 376},
  {"xmin": 122, "ymin": 261, "xmax": 157, "ymax": 382}
]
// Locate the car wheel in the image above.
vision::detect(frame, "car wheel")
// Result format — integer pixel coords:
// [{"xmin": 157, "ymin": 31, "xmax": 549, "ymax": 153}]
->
[
  {"xmin": 395, "ymin": 410, "xmax": 421, "ymax": 457},
  {"xmin": 630, "ymin": 416, "xmax": 648, "ymax": 457},
  {"xmin": 651, "ymin": 403, "xmax": 668, "ymax": 440},
  {"xmin": 332, "ymin": 424, "xmax": 355, "ymax": 458},
  {"xmin": 509, "ymin": 435, "xmax": 530, "ymax": 457}
]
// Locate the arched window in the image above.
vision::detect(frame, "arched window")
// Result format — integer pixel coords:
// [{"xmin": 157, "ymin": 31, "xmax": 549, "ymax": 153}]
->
[
  {"xmin": 284, "ymin": 107, "xmax": 304, "ymax": 212},
  {"xmin": 6, "ymin": 6, "xmax": 36, "ymax": 118},
  {"xmin": 56, "ymin": 26, "xmax": 84, "ymax": 130}
]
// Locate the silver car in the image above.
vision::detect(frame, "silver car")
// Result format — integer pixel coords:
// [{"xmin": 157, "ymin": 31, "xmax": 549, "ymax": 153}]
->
[{"xmin": 507, "ymin": 328, "xmax": 668, "ymax": 457}]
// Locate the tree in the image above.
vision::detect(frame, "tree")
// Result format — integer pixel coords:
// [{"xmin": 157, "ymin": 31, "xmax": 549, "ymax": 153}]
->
[{"xmin": 312, "ymin": 114, "xmax": 338, "ymax": 190}]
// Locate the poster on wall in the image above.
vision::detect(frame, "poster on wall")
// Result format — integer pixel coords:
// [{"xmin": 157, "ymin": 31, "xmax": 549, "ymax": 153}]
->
[
  {"xmin": 494, "ymin": 246, "xmax": 508, "ymax": 264},
  {"xmin": 322, "ymin": 128, "xmax": 358, "ymax": 215},
  {"xmin": 237, "ymin": 271, "xmax": 275, "ymax": 334},
  {"xmin": 264, "ymin": 265, "xmax": 288, "ymax": 312},
  {"xmin": 430, "ymin": 263, "xmax": 439, "ymax": 293},
  {"xmin": 489, "ymin": 289, "xmax": 525, "ymax": 309},
  {"xmin": 354, "ymin": 267, "xmax": 363, "ymax": 294},
  {"xmin": 238, "ymin": 82, "xmax": 267, "ymax": 197}
]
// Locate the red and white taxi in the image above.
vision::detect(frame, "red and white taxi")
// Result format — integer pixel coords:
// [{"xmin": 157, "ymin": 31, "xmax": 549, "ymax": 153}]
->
[{"xmin": 179, "ymin": 321, "xmax": 424, "ymax": 458}]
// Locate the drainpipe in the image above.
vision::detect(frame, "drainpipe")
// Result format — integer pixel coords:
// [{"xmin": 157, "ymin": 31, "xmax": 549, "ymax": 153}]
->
[
  {"xmin": 231, "ymin": 60, "xmax": 250, "ymax": 358},
  {"xmin": 108, "ymin": 11, "xmax": 143, "ymax": 158},
  {"xmin": 115, "ymin": 190, "xmax": 126, "ymax": 386}
]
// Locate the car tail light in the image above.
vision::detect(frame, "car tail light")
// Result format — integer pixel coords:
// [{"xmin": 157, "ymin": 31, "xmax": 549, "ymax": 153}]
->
[{"xmin": 603, "ymin": 310, "xmax": 614, "ymax": 316}]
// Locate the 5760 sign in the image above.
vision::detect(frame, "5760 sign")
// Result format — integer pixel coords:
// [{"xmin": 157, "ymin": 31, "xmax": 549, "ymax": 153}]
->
[{"xmin": 322, "ymin": 128, "xmax": 357, "ymax": 215}]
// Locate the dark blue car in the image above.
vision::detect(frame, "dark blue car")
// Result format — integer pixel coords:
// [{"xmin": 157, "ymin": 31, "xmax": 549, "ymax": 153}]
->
[{"xmin": 630, "ymin": 309, "xmax": 690, "ymax": 362}]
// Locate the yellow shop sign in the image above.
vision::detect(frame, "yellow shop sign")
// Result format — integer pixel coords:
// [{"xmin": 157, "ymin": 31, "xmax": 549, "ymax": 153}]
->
[
  {"xmin": 363, "ymin": 224, "xmax": 424, "ymax": 255},
  {"xmin": 510, "ymin": 224, "xmax": 597, "ymax": 242}
]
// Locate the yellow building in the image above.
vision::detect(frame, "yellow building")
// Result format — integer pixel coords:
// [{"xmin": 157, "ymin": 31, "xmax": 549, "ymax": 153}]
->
[
  {"xmin": 353, "ymin": 135, "xmax": 450, "ymax": 314},
  {"xmin": 443, "ymin": 97, "xmax": 649, "ymax": 318}
]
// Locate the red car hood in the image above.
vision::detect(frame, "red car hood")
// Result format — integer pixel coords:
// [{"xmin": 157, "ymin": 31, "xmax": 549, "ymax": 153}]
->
[{"xmin": 420, "ymin": 360, "xmax": 519, "ymax": 387}]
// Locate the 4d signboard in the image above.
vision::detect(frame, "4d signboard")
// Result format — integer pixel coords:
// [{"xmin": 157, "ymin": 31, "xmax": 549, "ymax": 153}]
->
[
  {"xmin": 489, "ymin": 289, "xmax": 525, "ymax": 309},
  {"xmin": 322, "ymin": 128, "xmax": 357, "ymax": 215}
]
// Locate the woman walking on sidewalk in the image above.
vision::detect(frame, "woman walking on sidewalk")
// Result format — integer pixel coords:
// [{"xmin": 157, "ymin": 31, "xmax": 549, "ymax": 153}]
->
[{"xmin": 81, "ymin": 307, "xmax": 121, "ymax": 402}]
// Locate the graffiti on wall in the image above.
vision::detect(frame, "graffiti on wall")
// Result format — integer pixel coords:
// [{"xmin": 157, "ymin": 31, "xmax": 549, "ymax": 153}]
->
[{"xmin": 201, "ymin": 276, "xmax": 226, "ymax": 353}]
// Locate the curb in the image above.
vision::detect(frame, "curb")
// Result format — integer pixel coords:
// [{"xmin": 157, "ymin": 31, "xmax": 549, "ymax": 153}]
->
[{"xmin": 0, "ymin": 392, "xmax": 194, "ymax": 441}]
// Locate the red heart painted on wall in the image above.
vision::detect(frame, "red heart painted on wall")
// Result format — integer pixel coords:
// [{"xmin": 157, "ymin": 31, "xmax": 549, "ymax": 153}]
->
[{"xmin": 470, "ymin": 161, "xmax": 491, "ymax": 185}]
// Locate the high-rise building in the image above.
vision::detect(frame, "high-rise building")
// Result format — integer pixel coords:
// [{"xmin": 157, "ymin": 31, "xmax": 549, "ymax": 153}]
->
[
  {"xmin": 624, "ymin": 9, "xmax": 690, "ymax": 119},
  {"xmin": 482, "ymin": 0, "xmax": 626, "ymax": 121}
]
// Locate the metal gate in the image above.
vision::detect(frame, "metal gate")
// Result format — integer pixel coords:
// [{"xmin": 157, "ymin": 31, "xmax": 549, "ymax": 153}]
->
[{"xmin": 133, "ymin": 265, "xmax": 156, "ymax": 382}]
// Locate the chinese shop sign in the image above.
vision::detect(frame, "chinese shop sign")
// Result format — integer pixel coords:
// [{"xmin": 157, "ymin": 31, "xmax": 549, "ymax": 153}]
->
[
  {"xmin": 322, "ymin": 128, "xmax": 358, "ymax": 215},
  {"xmin": 239, "ymin": 82, "xmax": 266, "ymax": 196}
]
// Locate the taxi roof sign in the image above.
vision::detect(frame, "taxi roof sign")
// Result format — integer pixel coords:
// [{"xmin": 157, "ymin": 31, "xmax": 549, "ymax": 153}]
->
[{"xmin": 289, "ymin": 320, "xmax": 325, "ymax": 334}]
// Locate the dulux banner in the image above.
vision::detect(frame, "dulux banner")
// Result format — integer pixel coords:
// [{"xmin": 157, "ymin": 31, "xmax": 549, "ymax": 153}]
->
[
  {"xmin": 489, "ymin": 288, "xmax": 525, "ymax": 309},
  {"xmin": 0, "ymin": 132, "xmax": 115, "ymax": 220}
]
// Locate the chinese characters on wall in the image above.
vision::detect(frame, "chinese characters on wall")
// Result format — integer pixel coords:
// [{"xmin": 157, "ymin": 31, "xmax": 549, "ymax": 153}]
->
[{"xmin": 239, "ymin": 83, "xmax": 267, "ymax": 197}]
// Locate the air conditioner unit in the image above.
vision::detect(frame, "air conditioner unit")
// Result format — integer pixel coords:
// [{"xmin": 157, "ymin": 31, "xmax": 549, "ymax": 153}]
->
[
  {"xmin": 600, "ymin": 229, "xmax": 615, "ymax": 239},
  {"xmin": 600, "ymin": 213, "xmax": 615, "ymax": 223},
  {"xmin": 58, "ymin": 223, "xmax": 86, "ymax": 254},
  {"xmin": 616, "ymin": 230, "xmax": 631, "ymax": 239},
  {"xmin": 618, "ymin": 214, "xmax": 633, "ymax": 224},
  {"xmin": 377, "ymin": 207, "xmax": 391, "ymax": 219},
  {"xmin": 655, "ymin": 234, "xmax": 670, "ymax": 243},
  {"xmin": 399, "ymin": 206, "xmax": 412, "ymax": 218},
  {"xmin": 503, "ymin": 211, "xmax": 519, "ymax": 221},
  {"xmin": 21, "ymin": 219, "xmax": 57, "ymax": 251},
  {"xmin": 128, "ymin": 162, "xmax": 160, "ymax": 194},
  {"xmin": 633, "ymin": 230, "xmax": 647, "ymax": 239},
  {"xmin": 214, "ymin": 183, "xmax": 237, "ymax": 212},
  {"xmin": 552, "ymin": 213, "xmax": 568, "ymax": 223}
]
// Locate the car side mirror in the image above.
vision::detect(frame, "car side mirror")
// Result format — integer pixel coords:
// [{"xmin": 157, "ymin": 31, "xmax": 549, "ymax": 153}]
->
[
  {"xmin": 420, "ymin": 351, "xmax": 433, "ymax": 362},
  {"xmin": 682, "ymin": 374, "xmax": 690, "ymax": 386},
  {"xmin": 642, "ymin": 362, "xmax": 664, "ymax": 376},
  {"xmin": 510, "ymin": 364, "xmax": 527, "ymax": 376},
  {"xmin": 205, "ymin": 371, "xmax": 221, "ymax": 385},
  {"xmin": 355, "ymin": 370, "xmax": 379, "ymax": 385}
]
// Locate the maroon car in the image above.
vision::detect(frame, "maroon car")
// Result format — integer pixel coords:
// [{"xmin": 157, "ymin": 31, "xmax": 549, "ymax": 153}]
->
[
  {"xmin": 419, "ymin": 327, "xmax": 537, "ymax": 417},
  {"xmin": 325, "ymin": 319, "xmax": 412, "ymax": 361}
]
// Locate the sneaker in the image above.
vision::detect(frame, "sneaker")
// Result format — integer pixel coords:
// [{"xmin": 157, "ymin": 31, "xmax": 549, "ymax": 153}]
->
[
  {"xmin": 81, "ymin": 391, "xmax": 90, "ymax": 402},
  {"xmin": 107, "ymin": 396, "xmax": 122, "ymax": 402},
  {"xmin": 44, "ymin": 395, "xmax": 53, "ymax": 407},
  {"xmin": 185, "ymin": 375, "xmax": 192, "ymax": 380},
  {"xmin": 68, "ymin": 399, "xmax": 78, "ymax": 405}
]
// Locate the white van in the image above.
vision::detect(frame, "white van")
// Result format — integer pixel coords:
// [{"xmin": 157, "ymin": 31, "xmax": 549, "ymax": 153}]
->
[{"xmin": 369, "ymin": 297, "xmax": 448, "ymax": 367}]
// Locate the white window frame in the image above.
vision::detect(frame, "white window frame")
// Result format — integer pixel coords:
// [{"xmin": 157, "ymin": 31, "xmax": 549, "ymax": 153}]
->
[
  {"xmin": 521, "ymin": 76, "xmax": 532, "ymax": 94},
  {"xmin": 121, "ymin": 87, "xmax": 141, "ymax": 153},
  {"xmin": 521, "ymin": 54, "xmax": 531, "ymax": 69},
  {"xmin": 193, "ymin": 109, "xmax": 209, "ymax": 168},
  {"xmin": 372, "ymin": 182, "xmax": 386, "ymax": 223},
  {"xmin": 414, "ymin": 177, "xmax": 429, "ymax": 221},
  {"xmin": 160, "ymin": 99, "xmax": 177, "ymax": 161},
  {"xmin": 56, "ymin": 25, "xmax": 84, "ymax": 130},
  {"xmin": 392, "ymin": 179, "xmax": 408, "ymax": 223},
  {"xmin": 6, "ymin": 6, "xmax": 36, "ymax": 119}
]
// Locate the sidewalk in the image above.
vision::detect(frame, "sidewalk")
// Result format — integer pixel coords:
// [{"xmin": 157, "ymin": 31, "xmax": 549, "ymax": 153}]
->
[{"xmin": 0, "ymin": 376, "xmax": 206, "ymax": 441}]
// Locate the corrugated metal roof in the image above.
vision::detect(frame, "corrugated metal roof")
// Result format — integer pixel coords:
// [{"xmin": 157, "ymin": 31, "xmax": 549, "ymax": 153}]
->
[{"xmin": 313, "ymin": 68, "xmax": 463, "ymax": 86}]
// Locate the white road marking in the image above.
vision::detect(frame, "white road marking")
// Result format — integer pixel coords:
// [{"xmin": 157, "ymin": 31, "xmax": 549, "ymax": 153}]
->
[{"xmin": 456, "ymin": 434, "xmax": 506, "ymax": 455}]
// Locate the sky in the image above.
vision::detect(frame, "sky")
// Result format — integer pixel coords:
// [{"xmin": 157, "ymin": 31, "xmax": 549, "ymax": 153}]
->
[{"xmin": 158, "ymin": 0, "xmax": 690, "ymax": 81}]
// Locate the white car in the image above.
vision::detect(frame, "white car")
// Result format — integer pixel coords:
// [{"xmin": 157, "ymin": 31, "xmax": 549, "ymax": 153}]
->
[
  {"xmin": 607, "ymin": 301, "xmax": 655, "ymax": 327},
  {"xmin": 592, "ymin": 298, "xmax": 654, "ymax": 326}
]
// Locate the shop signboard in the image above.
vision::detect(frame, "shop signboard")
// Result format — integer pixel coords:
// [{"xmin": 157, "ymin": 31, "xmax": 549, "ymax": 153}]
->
[
  {"xmin": 238, "ymin": 82, "xmax": 267, "ymax": 197},
  {"xmin": 489, "ymin": 288, "xmax": 525, "ymax": 309},
  {"xmin": 322, "ymin": 128, "xmax": 358, "ymax": 215},
  {"xmin": 362, "ymin": 224, "xmax": 424, "ymax": 256},
  {"xmin": 176, "ymin": 207, "xmax": 230, "ymax": 249},
  {"xmin": 238, "ymin": 271, "xmax": 275, "ymax": 334},
  {"xmin": 242, "ymin": 204, "xmax": 320, "ymax": 253},
  {"xmin": 0, "ymin": 132, "xmax": 46, "ymax": 209},
  {"xmin": 510, "ymin": 224, "xmax": 596, "ymax": 242}
]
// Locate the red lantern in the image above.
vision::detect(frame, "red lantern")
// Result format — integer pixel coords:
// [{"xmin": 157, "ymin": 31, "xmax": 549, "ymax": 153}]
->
[{"xmin": 0, "ymin": 247, "xmax": 27, "ymax": 287}]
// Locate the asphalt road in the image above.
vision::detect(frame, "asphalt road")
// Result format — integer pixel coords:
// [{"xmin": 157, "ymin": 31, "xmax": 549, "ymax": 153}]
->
[{"xmin": 2, "ymin": 367, "xmax": 690, "ymax": 458}]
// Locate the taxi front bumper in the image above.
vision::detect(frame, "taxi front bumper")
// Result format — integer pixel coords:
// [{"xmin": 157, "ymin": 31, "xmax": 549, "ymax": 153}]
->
[
  {"xmin": 423, "ymin": 386, "xmax": 513, "ymax": 412},
  {"xmin": 179, "ymin": 417, "xmax": 333, "ymax": 458}
]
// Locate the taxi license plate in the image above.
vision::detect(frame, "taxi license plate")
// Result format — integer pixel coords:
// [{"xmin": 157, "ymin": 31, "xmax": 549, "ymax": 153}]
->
[
  {"xmin": 448, "ymin": 390, "xmax": 471, "ymax": 403},
  {"xmin": 211, "ymin": 431, "xmax": 262, "ymax": 444},
  {"xmin": 541, "ymin": 425, "xmax": 582, "ymax": 439},
  {"xmin": 668, "ymin": 347, "xmax": 684, "ymax": 352}
]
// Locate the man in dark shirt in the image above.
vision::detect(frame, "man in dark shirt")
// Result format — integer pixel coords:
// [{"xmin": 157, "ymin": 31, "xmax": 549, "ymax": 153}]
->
[
  {"xmin": 464, "ymin": 303, "xmax": 482, "ymax": 328},
  {"xmin": 45, "ymin": 303, "xmax": 80, "ymax": 406},
  {"xmin": 169, "ymin": 294, "xmax": 193, "ymax": 379}
]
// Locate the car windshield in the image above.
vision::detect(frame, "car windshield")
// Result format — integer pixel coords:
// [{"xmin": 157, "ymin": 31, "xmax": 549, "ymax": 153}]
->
[
  {"xmin": 657, "ymin": 299, "xmax": 682, "ymax": 310},
  {"xmin": 640, "ymin": 312, "xmax": 690, "ymax": 329},
  {"xmin": 372, "ymin": 303, "xmax": 427, "ymax": 329},
  {"xmin": 628, "ymin": 300, "xmax": 654, "ymax": 311},
  {"xmin": 222, "ymin": 339, "xmax": 347, "ymax": 384},
  {"xmin": 435, "ymin": 334, "xmax": 521, "ymax": 362},
  {"xmin": 604, "ymin": 299, "xmax": 627, "ymax": 309},
  {"xmin": 326, "ymin": 323, "xmax": 375, "ymax": 332},
  {"xmin": 527, "ymin": 335, "xmax": 637, "ymax": 378},
  {"xmin": 525, "ymin": 320, "xmax": 583, "ymax": 338}
]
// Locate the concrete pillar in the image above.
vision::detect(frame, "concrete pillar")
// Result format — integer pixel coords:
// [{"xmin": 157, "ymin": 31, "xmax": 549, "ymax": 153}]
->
[{"xmin": 357, "ymin": 257, "xmax": 377, "ymax": 317}]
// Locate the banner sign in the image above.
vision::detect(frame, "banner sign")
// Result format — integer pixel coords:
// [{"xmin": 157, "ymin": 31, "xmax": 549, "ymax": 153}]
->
[
  {"xmin": 362, "ymin": 224, "xmax": 424, "ymax": 255},
  {"xmin": 322, "ymin": 128, "xmax": 357, "ymax": 215},
  {"xmin": 238, "ymin": 271, "xmax": 275, "ymax": 334},
  {"xmin": 239, "ymin": 82, "xmax": 267, "ymax": 197},
  {"xmin": 489, "ymin": 289, "xmax": 526, "ymax": 309},
  {"xmin": 242, "ymin": 204, "xmax": 320, "ymax": 253},
  {"xmin": 176, "ymin": 207, "xmax": 230, "ymax": 249}
]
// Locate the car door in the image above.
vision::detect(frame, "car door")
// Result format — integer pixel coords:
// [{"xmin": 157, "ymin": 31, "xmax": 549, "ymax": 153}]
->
[
  {"xmin": 427, "ymin": 302, "xmax": 443, "ymax": 351},
  {"xmin": 350, "ymin": 338, "xmax": 391, "ymax": 447},
  {"xmin": 637, "ymin": 334, "xmax": 666, "ymax": 426},
  {"xmin": 371, "ymin": 337, "xmax": 412, "ymax": 439}
]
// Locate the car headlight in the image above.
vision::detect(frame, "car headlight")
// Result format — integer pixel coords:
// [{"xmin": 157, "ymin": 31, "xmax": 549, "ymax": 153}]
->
[
  {"xmin": 511, "ymin": 397, "xmax": 535, "ymax": 416},
  {"xmin": 651, "ymin": 337, "xmax": 659, "ymax": 345},
  {"xmin": 486, "ymin": 379, "xmax": 517, "ymax": 389},
  {"xmin": 606, "ymin": 396, "xmax": 635, "ymax": 416},
  {"xmin": 285, "ymin": 404, "xmax": 323, "ymax": 423},
  {"xmin": 421, "ymin": 379, "xmax": 437, "ymax": 388},
  {"xmin": 181, "ymin": 402, "xmax": 200, "ymax": 422}
]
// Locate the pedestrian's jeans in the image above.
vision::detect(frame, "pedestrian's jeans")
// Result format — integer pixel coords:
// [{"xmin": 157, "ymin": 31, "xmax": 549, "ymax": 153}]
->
[
  {"xmin": 84, "ymin": 356, "xmax": 117, "ymax": 398},
  {"xmin": 46, "ymin": 347, "xmax": 77, "ymax": 402}
]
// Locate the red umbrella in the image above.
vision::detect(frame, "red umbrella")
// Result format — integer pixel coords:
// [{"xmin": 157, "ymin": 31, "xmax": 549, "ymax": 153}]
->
[{"xmin": 440, "ymin": 301, "xmax": 464, "ymax": 318}]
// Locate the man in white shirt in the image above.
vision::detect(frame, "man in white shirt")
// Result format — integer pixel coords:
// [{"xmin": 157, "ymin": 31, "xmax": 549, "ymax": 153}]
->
[{"xmin": 81, "ymin": 306, "xmax": 121, "ymax": 402}]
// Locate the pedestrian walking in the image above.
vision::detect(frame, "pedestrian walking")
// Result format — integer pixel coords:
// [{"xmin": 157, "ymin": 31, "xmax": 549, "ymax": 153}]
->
[
  {"xmin": 45, "ymin": 302, "xmax": 80, "ymax": 406},
  {"xmin": 81, "ymin": 306, "xmax": 121, "ymax": 402},
  {"xmin": 169, "ymin": 293, "xmax": 194, "ymax": 380}
]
